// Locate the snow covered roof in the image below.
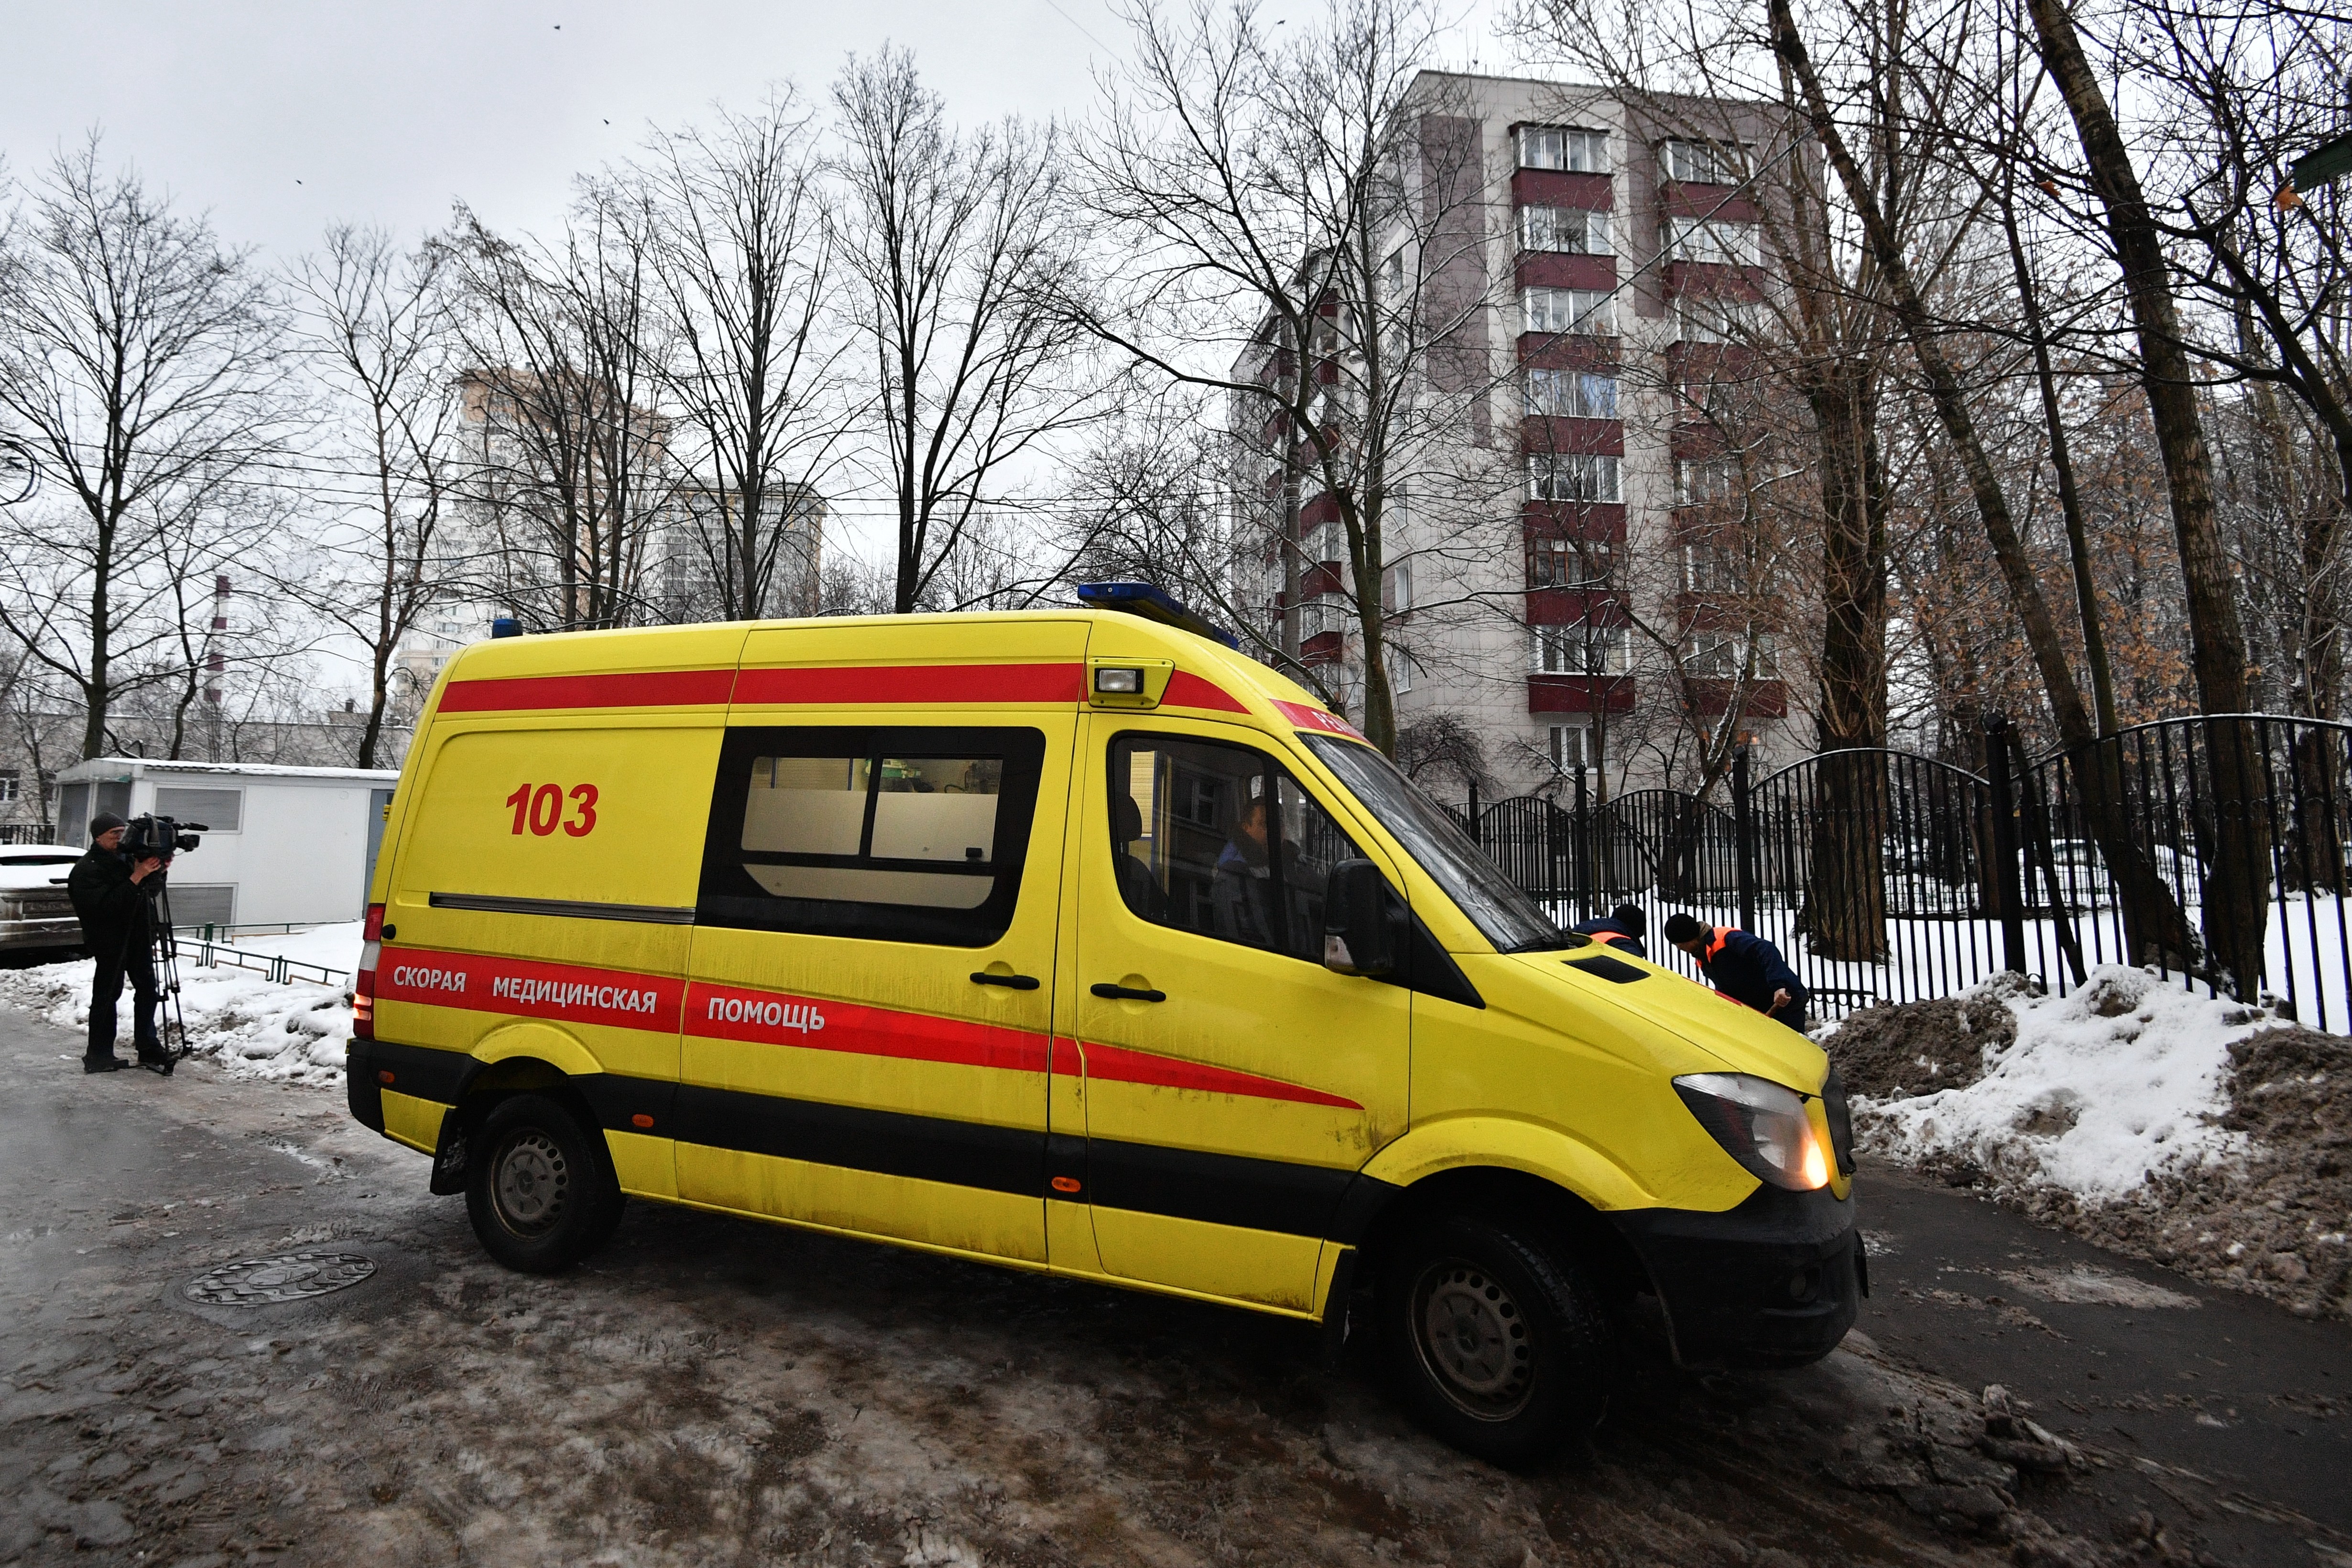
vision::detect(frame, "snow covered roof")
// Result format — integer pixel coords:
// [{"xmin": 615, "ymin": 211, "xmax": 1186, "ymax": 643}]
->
[{"xmin": 58, "ymin": 757, "xmax": 399, "ymax": 784}]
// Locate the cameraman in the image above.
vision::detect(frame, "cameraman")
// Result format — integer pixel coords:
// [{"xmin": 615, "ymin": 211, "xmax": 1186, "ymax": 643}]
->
[{"xmin": 66, "ymin": 813, "xmax": 168, "ymax": 1073}]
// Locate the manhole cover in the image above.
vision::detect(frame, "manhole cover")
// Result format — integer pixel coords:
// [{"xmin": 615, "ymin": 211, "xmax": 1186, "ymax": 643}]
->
[{"xmin": 184, "ymin": 1251, "xmax": 376, "ymax": 1306}]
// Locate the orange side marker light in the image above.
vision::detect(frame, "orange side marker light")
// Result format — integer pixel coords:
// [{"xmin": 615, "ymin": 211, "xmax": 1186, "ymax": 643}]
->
[
  {"xmin": 377, "ymin": 1070, "xmax": 395, "ymax": 1085},
  {"xmin": 1050, "ymin": 1176, "xmax": 1082, "ymax": 1194},
  {"xmin": 631, "ymin": 1113, "xmax": 655, "ymax": 1129}
]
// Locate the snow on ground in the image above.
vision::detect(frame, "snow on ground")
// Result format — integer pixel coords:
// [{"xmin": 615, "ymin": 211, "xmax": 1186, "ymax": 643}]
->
[
  {"xmin": 0, "ymin": 921, "xmax": 360, "ymax": 1086},
  {"xmin": 1831, "ymin": 964, "xmax": 2272, "ymax": 1203}
]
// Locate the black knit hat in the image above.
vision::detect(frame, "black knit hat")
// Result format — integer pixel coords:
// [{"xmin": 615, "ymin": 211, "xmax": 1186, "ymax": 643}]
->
[
  {"xmin": 1610, "ymin": 903, "xmax": 1646, "ymax": 936},
  {"xmin": 90, "ymin": 812, "xmax": 126, "ymax": 836},
  {"xmin": 1661, "ymin": 912, "xmax": 1707, "ymax": 944}
]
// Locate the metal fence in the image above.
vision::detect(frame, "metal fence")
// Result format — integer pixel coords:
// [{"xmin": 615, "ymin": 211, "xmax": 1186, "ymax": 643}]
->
[
  {"xmin": 1445, "ymin": 713, "xmax": 2352, "ymax": 1034},
  {"xmin": 0, "ymin": 823, "xmax": 56, "ymax": 846}
]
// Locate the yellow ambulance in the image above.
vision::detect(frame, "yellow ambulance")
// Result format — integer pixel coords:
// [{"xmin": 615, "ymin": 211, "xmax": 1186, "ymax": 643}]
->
[{"xmin": 347, "ymin": 589, "xmax": 1860, "ymax": 1463}]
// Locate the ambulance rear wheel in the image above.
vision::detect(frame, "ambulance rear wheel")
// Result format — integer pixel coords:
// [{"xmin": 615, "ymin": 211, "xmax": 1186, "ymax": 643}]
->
[
  {"xmin": 1378, "ymin": 1212, "xmax": 1611, "ymax": 1466},
  {"xmin": 466, "ymin": 1094, "xmax": 618, "ymax": 1274}
]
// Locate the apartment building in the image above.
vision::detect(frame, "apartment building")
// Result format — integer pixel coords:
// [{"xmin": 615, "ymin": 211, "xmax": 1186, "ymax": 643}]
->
[{"xmin": 1234, "ymin": 71, "xmax": 1808, "ymax": 799}]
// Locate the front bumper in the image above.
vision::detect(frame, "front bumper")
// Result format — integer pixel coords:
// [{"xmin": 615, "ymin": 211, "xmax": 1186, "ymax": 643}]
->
[{"xmin": 1609, "ymin": 1183, "xmax": 1862, "ymax": 1369}]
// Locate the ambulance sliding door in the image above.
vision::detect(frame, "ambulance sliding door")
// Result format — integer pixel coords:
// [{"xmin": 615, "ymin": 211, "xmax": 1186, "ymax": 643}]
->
[{"xmin": 673, "ymin": 623, "xmax": 1085, "ymax": 1265}]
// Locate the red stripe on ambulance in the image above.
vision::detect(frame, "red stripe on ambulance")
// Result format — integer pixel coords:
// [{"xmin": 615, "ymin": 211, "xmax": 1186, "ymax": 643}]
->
[
  {"xmin": 731, "ymin": 663, "xmax": 1083, "ymax": 705},
  {"xmin": 375, "ymin": 947, "xmax": 685, "ymax": 1030},
  {"xmin": 439, "ymin": 669, "xmax": 735, "ymax": 713},
  {"xmin": 687, "ymin": 982, "xmax": 1049, "ymax": 1074},
  {"xmin": 1273, "ymin": 700, "xmax": 1364, "ymax": 740},
  {"xmin": 1053, "ymin": 1038, "xmax": 1362, "ymax": 1110}
]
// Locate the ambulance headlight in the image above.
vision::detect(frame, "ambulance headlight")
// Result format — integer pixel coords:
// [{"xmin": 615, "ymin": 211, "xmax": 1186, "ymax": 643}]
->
[
  {"xmin": 1094, "ymin": 667, "xmax": 1144, "ymax": 695},
  {"xmin": 1672, "ymin": 1072, "xmax": 1831, "ymax": 1191}
]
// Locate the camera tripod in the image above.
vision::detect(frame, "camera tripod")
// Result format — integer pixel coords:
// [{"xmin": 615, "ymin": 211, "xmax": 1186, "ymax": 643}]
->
[{"xmin": 135, "ymin": 875, "xmax": 191, "ymax": 1077}]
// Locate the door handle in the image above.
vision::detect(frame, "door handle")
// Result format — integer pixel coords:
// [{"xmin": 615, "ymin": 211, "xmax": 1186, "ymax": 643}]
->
[
  {"xmin": 969, "ymin": 971, "xmax": 1040, "ymax": 990},
  {"xmin": 1090, "ymin": 982, "xmax": 1166, "ymax": 1002}
]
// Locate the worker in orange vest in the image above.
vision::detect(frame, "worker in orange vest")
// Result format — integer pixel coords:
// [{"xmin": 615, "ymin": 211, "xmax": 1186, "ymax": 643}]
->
[
  {"xmin": 1569, "ymin": 903, "xmax": 1647, "ymax": 959},
  {"xmin": 1662, "ymin": 913, "xmax": 1810, "ymax": 1035}
]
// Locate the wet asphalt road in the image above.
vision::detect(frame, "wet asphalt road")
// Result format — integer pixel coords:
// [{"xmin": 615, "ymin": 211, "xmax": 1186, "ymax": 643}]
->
[
  {"xmin": 3, "ymin": 995, "xmax": 2351, "ymax": 1566},
  {"xmin": 1857, "ymin": 1161, "xmax": 2352, "ymax": 1558}
]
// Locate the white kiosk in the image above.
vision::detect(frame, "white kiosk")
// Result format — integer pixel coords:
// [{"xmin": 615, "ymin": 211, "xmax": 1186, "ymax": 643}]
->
[{"xmin": 54, "ymin": 758, "xmax": 399, "ymax": 929}]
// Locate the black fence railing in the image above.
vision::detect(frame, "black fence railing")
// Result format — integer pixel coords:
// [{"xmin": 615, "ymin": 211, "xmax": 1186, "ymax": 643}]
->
[
  {"xmin": 0, "ymin": 823, "xmax": 55, "ymax": 846},
  {"xmin": 1443, "ymin": 713, "xmax": 2352, "ymax": 1034}
]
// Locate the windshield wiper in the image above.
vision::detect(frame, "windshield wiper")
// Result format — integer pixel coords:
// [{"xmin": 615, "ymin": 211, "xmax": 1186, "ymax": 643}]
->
[{"xmin": 1503, "ymin": 932, "xmax": 1589, "ymax": 953}]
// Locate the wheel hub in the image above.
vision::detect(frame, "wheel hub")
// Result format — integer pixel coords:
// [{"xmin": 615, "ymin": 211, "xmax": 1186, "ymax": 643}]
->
[
  {"xmin": 1414, "ymin": 1261, "xmax": 1534, "ymax": 1419},
  {"xmin": 493, "ymin": 1131, "xmax": 569, "ymax": 1235}
]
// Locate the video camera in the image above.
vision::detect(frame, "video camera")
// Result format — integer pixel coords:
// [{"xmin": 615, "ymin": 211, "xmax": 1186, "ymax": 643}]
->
[{"xmin": 120, "ymin": 813, "xmax": 206, "ymax": 866}]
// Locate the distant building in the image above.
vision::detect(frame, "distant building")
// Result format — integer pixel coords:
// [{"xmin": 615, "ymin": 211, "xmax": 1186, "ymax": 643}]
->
[{"xmin": 1232, "ymin": 71, "xmax": 1809, "ymax": 799}]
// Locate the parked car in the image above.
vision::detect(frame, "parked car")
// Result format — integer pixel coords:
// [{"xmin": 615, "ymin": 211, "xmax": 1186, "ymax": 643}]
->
[{"xmin": 0, "ymin": 844, "xmax": 85, "ymax": 953}]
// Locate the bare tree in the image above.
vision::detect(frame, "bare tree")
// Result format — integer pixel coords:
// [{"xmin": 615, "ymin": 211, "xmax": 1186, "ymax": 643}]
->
[
  {"xmin": 1080, "ymin": 0, "xmax": 1512, "ymax": 755},
  {"xmin": 0, "ymin": 138, "xmax": 287, "ymax": 761},
  {"xmin": 284, "ymin": 225, "xmax": 462, "ymax": 767},
  {"xmin": 834, "ymin": 49, "xmax": 1100, "ymax": 616},
  {"xmin": 441, "ymin": 189, "xmax": 678, "ymax": 632},
  {"xmin": 642, "ymin": 92, "xmax": 854, "ymax": 622}
]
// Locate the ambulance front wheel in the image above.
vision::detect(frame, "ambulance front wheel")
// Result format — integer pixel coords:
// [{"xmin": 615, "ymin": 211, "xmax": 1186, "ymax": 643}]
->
[
  {"xmin": 1378, "ymin": 1211, "xmax": 1612, "ymax": 1467},
  {"xmin": 465, "ymin": 1093, "xmax": 621, "ymax": 1274}
]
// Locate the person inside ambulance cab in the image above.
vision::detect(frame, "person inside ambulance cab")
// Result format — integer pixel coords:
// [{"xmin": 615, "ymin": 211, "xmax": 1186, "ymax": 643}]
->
[
  {"xmin": 1664, "ymin": 912, "xmax": 1809, "ymax": 1035},
  {"xmin": 1212, "ymin": 792, "xmax": 1280, "ymax": 947},
  {"xmin": 1569, "ymin": 903, "xmax": 1647, "ymax": 959}
]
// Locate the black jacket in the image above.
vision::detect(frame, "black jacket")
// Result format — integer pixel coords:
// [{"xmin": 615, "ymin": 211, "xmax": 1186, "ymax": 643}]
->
[
  {"xmin": 1696, "ymin": 926, "xmax": 1808, "ymax": 1017},
  {"xmin": 1569, "ymin": 916, "xmax": 1647, "ymax": 960},
  {"xmin": 67, "ymin": 846, "xmax": 149, "ymax": 951}
]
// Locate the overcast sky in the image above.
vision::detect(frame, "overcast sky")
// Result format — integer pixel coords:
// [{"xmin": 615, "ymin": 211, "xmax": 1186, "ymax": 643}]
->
[{"xmin": 0, "ymin": 0, "xmax": 1517, "ymax": 263}]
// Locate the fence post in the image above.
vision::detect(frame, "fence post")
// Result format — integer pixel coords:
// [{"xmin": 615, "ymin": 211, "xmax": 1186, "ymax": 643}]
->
[
  {"xmin": 1984, "ymin": 715, "xmax": 2028, "ymax": 974},
  {"xmin": 1732, "ymin": 746, "xmax": 1757, "ymax": 932},
  {"xmin": 1467, "ymin": 775, "xmax": 1481, "ymax": 849},
  {"xmin": 1571, "ymin": 764, "xmax": 1591, "ymax": 921}
]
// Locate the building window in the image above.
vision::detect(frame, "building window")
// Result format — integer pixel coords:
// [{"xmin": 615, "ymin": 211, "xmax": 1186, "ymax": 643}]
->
[
  {"xmin": 1390, "ymin": 648, "xmax": 1418, "ymax": 694},
  {"xmin": 1660, "ymin": 138, "xmax": 1746, "ymax": 185},
  {"xmin": 0, "ymin": 770, "xmax": 17, "ymax": 803},
  {"xmin": 1522, "ymin": 286, "xmax": 1616, "ymax": 337},
  {"xmin": 1683, "ymin": 542, "xmax": 1746, "ymax": 593},
  {"xmin": 1674, "ymin": 457, "xmax": 1740, "ymax": 507},
  {"xmin": 1529, "ymin": 453, "xmax": 1622, "ymax": 503},
  {"xmin": 1682, "ymin": 632, "xmax": 1779, "ymax": 679},
  {"xmin": 1674, "ymin": 294, "xmax": 1762, "ymax": 344},
  {"xmin": 1518, "ymin": 125, "xmax": 1611, "ymax": 173},
  {"xmin": 1528, "ymin": 537, "xmax": 1615, "ymax": 588},
  {"xmin": 1533, "ymin": 621, "xmax": 1632, "ymax": 675},
  {"xmin": 1549, "ymin": 724, "xmax": 1599, "ymax": 771},
  {"xmin": 1300, "ymin": 595, "xmax": 1349, "ymax": 639},
  {"xmin": 1663, "ymin": 215, "xmax": 1761, "ymax": 266},
  {"xmin": 1518, "ymin": 206, "xmax": 1612, "ymax": 256},
  {"xmin": 1525, "ymin": 369, "xmax": 1620, "ymax": 419},
  {"xmin": 1383, "ymin": 561, "xmax": 1413, "ymax": 613}
]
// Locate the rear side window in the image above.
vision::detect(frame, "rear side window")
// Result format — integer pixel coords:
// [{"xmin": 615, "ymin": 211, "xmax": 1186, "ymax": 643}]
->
[{"xmin": 698, "ymin": 726, "xmax": 1045, "ymax": 947}]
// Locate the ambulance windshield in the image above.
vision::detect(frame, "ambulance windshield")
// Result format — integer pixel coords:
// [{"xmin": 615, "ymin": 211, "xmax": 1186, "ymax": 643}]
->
[{"xmin": 1301, "ymin": 734, "xmax": 1570, "ymax": 953}]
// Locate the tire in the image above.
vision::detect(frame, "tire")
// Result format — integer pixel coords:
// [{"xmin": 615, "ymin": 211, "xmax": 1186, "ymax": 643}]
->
[
  {"xmin": 1376, "ymin": 1211, "xmax": 1612, "ymax": 1466},
  {"xmin": 464, "ymin": 1093, "xmax": 620, "ymax": 1274}
]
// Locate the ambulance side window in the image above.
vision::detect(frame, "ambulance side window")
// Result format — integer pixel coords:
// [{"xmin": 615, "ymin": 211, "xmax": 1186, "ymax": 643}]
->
[
  {"xmin": 698, "ymin": 725, "xmax": 1047, "ymax": 947},
  {"xmin": 1108, "ymin": 735, "xmax": 1365, "ymax": 964}
]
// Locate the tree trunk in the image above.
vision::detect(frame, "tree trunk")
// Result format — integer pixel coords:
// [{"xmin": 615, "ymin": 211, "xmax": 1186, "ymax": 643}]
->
[
  {"xmin": 2025, "ymin": 0, "xmax": 2265, "ymax": 996},
  {"xmin": 1808, "ymin": 359, "xmax": 1888, "ymax": 960},
  {"xmin": 1770, "ymin": 0, "xmax": 2199, "ymax": 974}
]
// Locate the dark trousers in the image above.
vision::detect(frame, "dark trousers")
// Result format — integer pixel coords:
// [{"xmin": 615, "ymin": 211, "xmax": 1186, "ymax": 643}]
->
[{"xmin": 88, "ymin": 935, "xmax": 161, "ymax": 1063}]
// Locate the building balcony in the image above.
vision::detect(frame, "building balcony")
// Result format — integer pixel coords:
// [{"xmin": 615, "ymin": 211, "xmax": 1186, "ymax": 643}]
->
[
  {"xmin": 1516, "ymin": 334, "xmax": 1620, "ymax": 371},
  {"xmin": 1525, "ymin": 588, "xmax": 1626, "ymax": 625},
  {"xmin": 1658, "ymin": 183, "xmax": 1758, "ymax": 221},
  {"xmin": 1512, "ymin": 170, "xmax": 1614, "ymax": 210},
  {"xmin": 1662, "ymin": 260, "xmax": 1768, "ymax": 303},
  {"xmin": 1521, "ymin": 416, "xmax": 1623, "ymax": 457},
  {"xmin": 1301, "ymin": 629, "xmax": 1344, "ymax": 664},
  {"xmin": 1514, "ymin": 252, "xmax": 1616, "ymax": 292},
  {"xmin": 1527, "ymin": 675, "xmax": 1635, "ymax": 714},
  {"xmin": 1685, "ymin": 677, "xmax": 1786, "ymax": 719},
  {"xmin": 1522, "ymin": 498, "xmax": 1627, "ymax": 532}
]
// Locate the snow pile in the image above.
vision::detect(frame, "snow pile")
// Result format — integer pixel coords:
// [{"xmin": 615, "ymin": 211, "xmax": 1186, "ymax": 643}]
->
[
  {"xmin": 0, "ymin": 920, "xmax": 362, "ymax": 1086},
  {"xmin": 1842, "ymin": 965, "xmax": 2268, "ymax": 1202},
  {"xmin": 1836, "ymin": 966, "xmax": 2352, "ymax": 1318}
]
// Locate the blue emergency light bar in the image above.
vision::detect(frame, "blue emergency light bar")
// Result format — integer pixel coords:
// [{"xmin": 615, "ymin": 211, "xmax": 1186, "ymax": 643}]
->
[{"xmin": 1075, "ymin": 582, "xmax": 1241, "ymax": 650}]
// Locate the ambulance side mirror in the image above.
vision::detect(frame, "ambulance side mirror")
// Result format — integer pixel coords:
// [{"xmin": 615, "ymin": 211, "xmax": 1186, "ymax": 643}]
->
[{"xmin": 1322, "ymin": 859, "xmax": 1395, "ymax": 978}]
